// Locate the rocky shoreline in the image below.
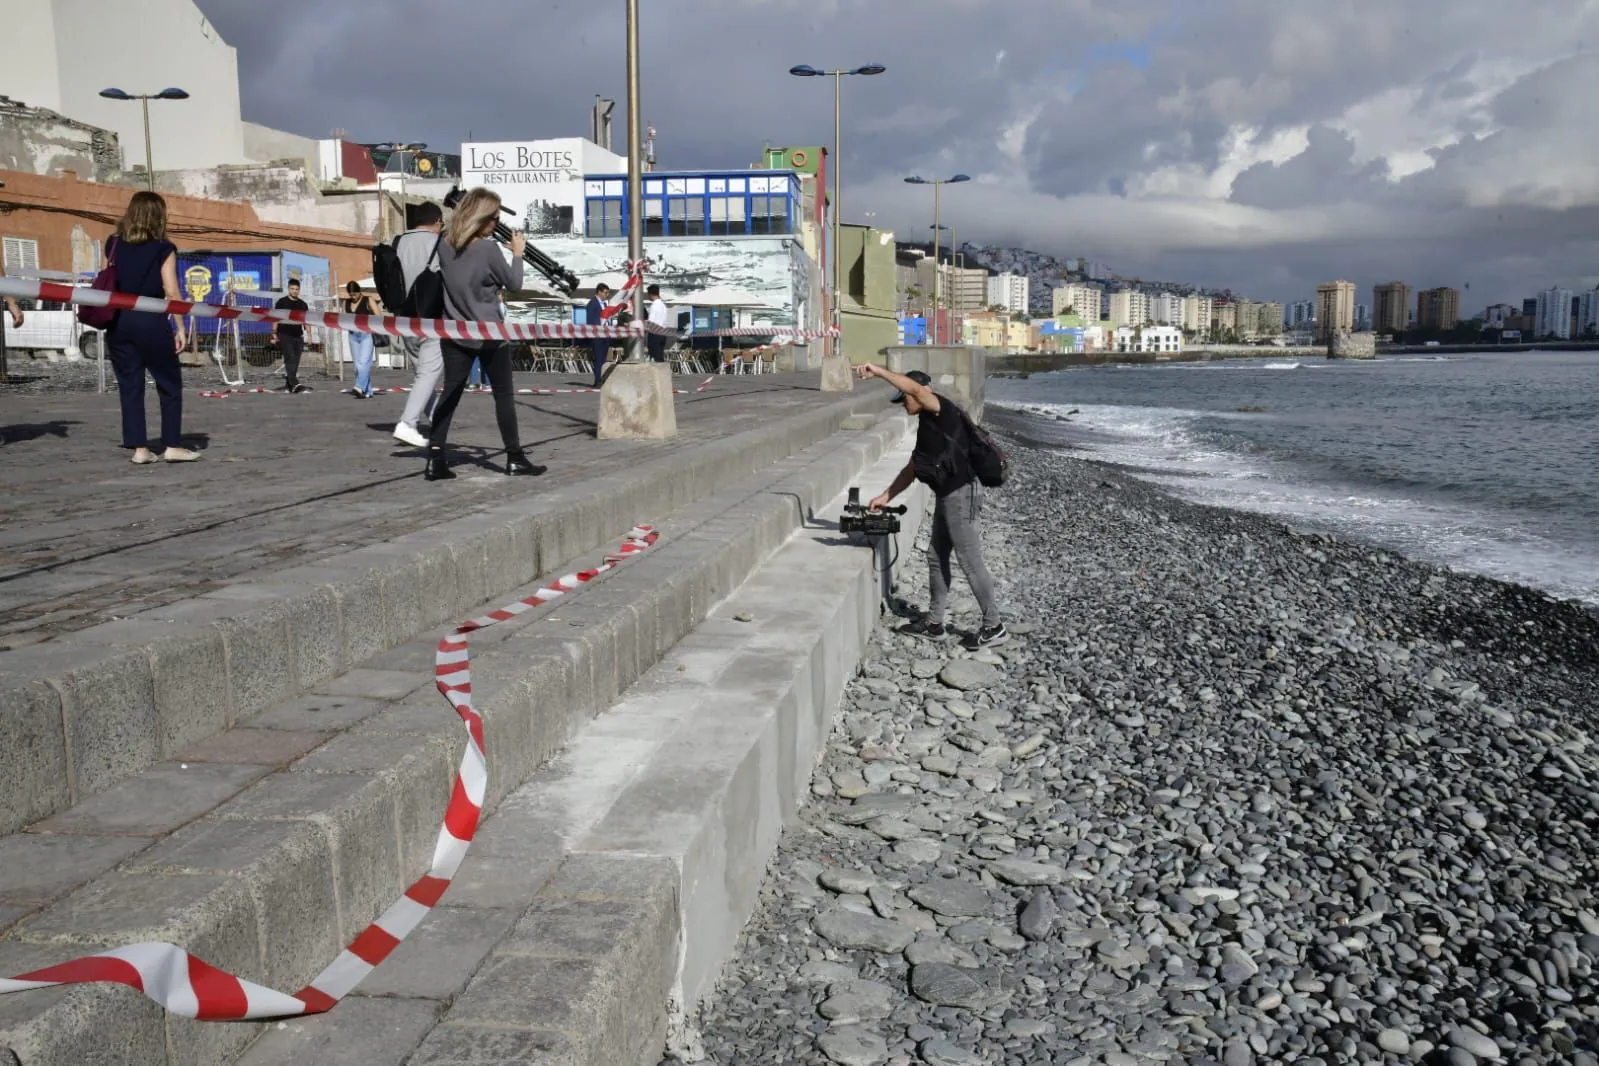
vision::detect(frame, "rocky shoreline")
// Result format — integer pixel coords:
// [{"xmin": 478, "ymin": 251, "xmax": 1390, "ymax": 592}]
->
[{"xmin": 673, "ymin": 416, "xmax": 1599, "ymax": 1066}]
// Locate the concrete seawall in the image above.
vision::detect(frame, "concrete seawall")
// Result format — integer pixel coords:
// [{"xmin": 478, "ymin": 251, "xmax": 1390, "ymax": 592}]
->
[{"xmin": 0, "ymin": 363, "xmax": 988, "ymax": 1066}]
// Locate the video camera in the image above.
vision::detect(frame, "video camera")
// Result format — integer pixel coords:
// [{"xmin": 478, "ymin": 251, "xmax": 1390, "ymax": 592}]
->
[{"xmin": 840, "ymin": 488, "xmax": 906, "ymax": 536}]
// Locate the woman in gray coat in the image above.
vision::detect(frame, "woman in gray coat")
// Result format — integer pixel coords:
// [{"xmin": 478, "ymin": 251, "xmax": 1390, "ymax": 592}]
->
[{"xmin": 424, "ymin": 188, "xmax": 542, "ymax": 480}]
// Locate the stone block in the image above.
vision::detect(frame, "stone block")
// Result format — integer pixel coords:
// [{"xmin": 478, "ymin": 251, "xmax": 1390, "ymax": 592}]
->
[
  {"xmin": 217, "ymin": 599, "xmax": 299, "ymax": 721},
  {"xmin": 147, "ymin": 629, "xmax": 233, "ymax": 756},
  {"xmin": 212, "ymin": 771, "xmax": 404, "ymax": 943},
  {"xmin": 124, "ymin": 816, "xmax": 340, "ymax": 991},
  {"xmin": 49, "ymin": 645, "xmax": 160, "ymax": 804},
  {"xmin": 175, "ymin": 727, "xmax": 331, "ymax": 766},
  {"xmin": 33, "ymin": 762, "xmax": 270, "ymax": 838},
  {"xmin": 598, "ymin": 362, "xmax": 677, "ymax": 440},
  {"xmin": 330, "ymin": 566, "xmax": 389, "ymax": 667},
  {"xmin": 352, "ymin": 905, "xmax": 518, "ymax": 1001},
  {"xmin": 245, "ymin": 693, "xmax": 388, "ymax": 733},
  {"xmin": 313, "ymin": 667, "xmax": 430, "ymax": 701},
  {"xmin": 820, "ymin": 353, "xmax": 854, "ymax": 392},
  {"xmin": 233, "ymin": 996, "xmax": 442, "ymax": 1066},
  {"xmin": 407, "ymin": 1024, "xmax": 581, "ymax": 1066},
  {"xmin": 0, "ymin": 834, "xmax": 149, "ymax": 907},
  {"xmin": 0, "ymin": 942, "xmax": 167, "ymax": 1066},
  {"xmin": 0, "ymin": 679, "xmax": 70, "ymax": 835}
]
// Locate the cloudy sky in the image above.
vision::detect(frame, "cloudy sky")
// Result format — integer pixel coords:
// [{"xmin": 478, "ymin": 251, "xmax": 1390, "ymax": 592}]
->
[{"xmin": 199, "ymin": 0, "xmax": 1599, "ymax": 309}]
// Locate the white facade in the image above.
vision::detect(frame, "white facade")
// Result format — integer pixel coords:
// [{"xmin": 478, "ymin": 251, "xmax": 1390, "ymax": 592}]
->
[
  {"xmin": 1113, "ymin": 325, "xmax": 1183, "ymax": 353},
  {"xmin": 1535, "ymin": 288, "xmax": 1574, "ymax": 339},
  {"xmin": 0, "ymin": 0, "xmax": 249, "ymax": 171},
  {"xmin": 986, "ymin": 272, "xmax": 1029, "ymax": 315},
  {"xmin": 1182, "ymin": 294, "xmax": 1213, "ymax": 336},
  {"xmin": 462, "ymin": 138, "xmax": 627, "ymax": 237},
  {"xmin": 1150, "ymin": 292, "xmax": 1184, "ymax": 325},
  {"xmin": 1052, "ymin": 282, "xmax": 1100, "ymax": 319},
  {"xmin": 1483, "ymin": 303, "xmax": 1515, "ymax": 329},
  {"xmin": 1109, "ymin": 289, "xmax": 1150, "ymax": 327}
]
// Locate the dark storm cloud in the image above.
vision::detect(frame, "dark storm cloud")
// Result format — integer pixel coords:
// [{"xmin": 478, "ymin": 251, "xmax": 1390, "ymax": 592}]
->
[{"xmin": 196, "ymin": 0, "xmax": 1599, "ymax": 307}]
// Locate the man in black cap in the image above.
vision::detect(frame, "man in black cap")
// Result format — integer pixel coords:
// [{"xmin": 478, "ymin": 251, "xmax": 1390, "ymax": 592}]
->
[{"xmin": 855, "ymin": 363, "xmax": 1007, "ymax": 648}]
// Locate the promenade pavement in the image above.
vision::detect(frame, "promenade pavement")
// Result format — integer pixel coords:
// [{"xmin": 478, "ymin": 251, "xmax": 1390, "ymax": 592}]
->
[{"xmin": 0, "ymin": 369, "xmax": 829, "ymax": 650}]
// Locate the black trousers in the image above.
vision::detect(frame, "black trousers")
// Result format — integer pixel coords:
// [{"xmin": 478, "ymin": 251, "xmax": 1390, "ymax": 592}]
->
[
  {"xmin": 590, "ymin": 340, "xmax": 610, "ymax": 386},
  {"xmin": 429, "ymin": 340, "xmax": 523, "ymax": 453},
  {"xmin": 107, "ymin": 324, "xmax": 183, "ymax": 449},
  {"xmin": 646, "ymin": 334, "xmax": 667, "ymax": 362},
  {"xmin": 279, "ymin": 334, "xmax": 303, "ymax": 389}
]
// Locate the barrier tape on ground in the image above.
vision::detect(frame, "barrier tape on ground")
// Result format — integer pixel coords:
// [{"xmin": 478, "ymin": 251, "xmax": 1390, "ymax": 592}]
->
[
  {"xmin": 0, "ymin": 526, "xmax": 660, "ymax": 1021},
  {"xmin": 193, "ymin": 376, "xmax": 716, "ymax": 400}
]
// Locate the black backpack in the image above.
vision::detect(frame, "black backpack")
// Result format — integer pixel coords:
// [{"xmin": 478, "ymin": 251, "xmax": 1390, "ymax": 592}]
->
[
  {"xmin": 955, "ymin": 405, "xmax": 1010, "ymax": 488},
  {"xmin": 371, "ymin": 234, "xmax": 444, "ymax": 317}
]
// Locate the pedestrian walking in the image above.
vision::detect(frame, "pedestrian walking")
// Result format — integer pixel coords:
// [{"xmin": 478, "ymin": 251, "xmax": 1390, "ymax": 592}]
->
[
  {"xmin": 269, "ymin": 278, "xmax": 310, "ymax": 393},
  {"xmin": 104, "ymin": 191, "xmax": 200, "ymax": 464},
  {"xmin": 423, "ymin": 188, "xmax": 543, "ymax": 481},
  {"xmin": 585, "ymin": 283, "xmax": 613, "ymax": 388},
  {"xmin": 342, "ymin": 281, "xmax": 376, "ymax": 398},
  {"xmin": 391, "ymin": 202, "xmax": 446, "ymax": 446},
  {"xmin": 646, "ymin": 284, "xmax": 670, "ymax": 363}
]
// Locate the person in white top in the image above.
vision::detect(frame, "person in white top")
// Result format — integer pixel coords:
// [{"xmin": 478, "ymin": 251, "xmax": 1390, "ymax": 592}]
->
[
  {"xmin": 392, "ymin": 202, "xmax": 446, "ymax": 447},
  {"xmin": 645, "ymin": 284, "xmax": 670, "ymax": 363}
]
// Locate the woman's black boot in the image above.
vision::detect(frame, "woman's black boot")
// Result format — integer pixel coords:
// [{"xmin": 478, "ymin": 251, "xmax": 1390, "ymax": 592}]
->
[
  {"xmin": 424, "ymin": 447, "xmax": 455, "ymax": 481},
  {"xmin": 505, "ymin": 450, "xmax": 545, "ymax": 477}
]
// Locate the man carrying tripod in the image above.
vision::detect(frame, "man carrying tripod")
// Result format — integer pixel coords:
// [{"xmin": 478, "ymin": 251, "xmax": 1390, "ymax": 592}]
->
[{"xmin": 856, "ymin": 363, "xmax": 1008, "ymax": 648}]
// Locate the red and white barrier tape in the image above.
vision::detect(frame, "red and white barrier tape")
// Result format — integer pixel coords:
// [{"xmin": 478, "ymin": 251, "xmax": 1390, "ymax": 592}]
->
[
  {"xmin": 0, "ymin": 277, "xmax": 640, "ymax": 342},
  {"xmin": 0, "ymin": 526, "xmax": 660, "ymax": 1021},
  {"xmin": 194, "ymin": 376, "xmax": 716, "ymax": 400},
  {"xmin": 599, "ymin": 259, "xmax": 646, "ymax": 320},
  {"xmin": 0, "ymin": 277, "xmax": 831, "ymax": 342},
  {"xmin": 693, "ymin": 326, "xmax": 839, "ymax": 339}
]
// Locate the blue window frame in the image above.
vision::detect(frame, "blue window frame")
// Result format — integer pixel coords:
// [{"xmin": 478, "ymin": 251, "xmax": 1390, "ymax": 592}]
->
[{"xmin": 583, "ymin": 172, "xmax": 799, "ymax": 239}]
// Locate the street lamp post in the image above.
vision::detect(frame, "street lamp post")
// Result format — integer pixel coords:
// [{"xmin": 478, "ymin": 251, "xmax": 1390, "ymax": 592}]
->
[
  {"xmin": 905, "ymin": 175, "xmax": 970, "ymax": 344},
  {"xmin": 99, "ymin": 87, "xmax": 189, "ymax": 191},
  {"xmin": 789, "ymin": 63, "xmax": 886, "ymax": 360},
  {"xmin": 625, "ymin": 0, "xmax": 646, "ymax": 362}
]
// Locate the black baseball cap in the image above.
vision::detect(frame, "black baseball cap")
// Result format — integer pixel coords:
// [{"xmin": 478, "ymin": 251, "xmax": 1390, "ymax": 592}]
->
[{"xmin": 891, "ymin": 369, "xmax": 933, "ymax": 405}]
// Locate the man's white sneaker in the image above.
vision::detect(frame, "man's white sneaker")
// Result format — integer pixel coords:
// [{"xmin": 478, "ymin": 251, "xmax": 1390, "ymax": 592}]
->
[{"xmin": 392, "ymin": 422, "xmax": 428, "ymax": 448}]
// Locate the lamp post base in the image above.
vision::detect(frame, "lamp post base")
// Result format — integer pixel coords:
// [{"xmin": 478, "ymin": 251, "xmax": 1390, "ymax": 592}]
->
[
  {"xmin": 598, "ymin": 361, "xmax": 678, "ymax": 439},
  {"xmin": 819, "ymin": 352, "xmax": 854, "ymax": 392}
]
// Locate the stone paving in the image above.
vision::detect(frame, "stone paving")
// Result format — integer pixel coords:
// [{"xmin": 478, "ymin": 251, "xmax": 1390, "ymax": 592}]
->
[{"xmin": 0, "ymin": 368, "xmax": 831, "ymax": 649}]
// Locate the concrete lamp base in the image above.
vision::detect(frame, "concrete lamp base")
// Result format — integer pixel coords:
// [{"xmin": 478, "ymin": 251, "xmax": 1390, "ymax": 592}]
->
[
  {"xmin": 598, "ymin": 361, "xmax": 678, "ymax": 439},
  {"xmin": 819, "ymin": 353, "xmax": 854, "ymax": 393}
]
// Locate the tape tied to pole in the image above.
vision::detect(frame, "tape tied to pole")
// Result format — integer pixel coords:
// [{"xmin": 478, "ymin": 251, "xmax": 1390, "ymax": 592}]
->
[{"xmin": 0, "ymin": 527, "xmax": 661, "ymax": 1020}]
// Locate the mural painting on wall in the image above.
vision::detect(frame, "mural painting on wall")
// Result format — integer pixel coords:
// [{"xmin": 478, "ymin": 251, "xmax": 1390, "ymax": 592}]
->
[{"xmin": 509, "ymin": 236, "xmax": 816, "ymax": 330}]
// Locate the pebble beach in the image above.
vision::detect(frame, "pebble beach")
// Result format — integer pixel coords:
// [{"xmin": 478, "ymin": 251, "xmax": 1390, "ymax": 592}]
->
[{"xmin": 672, "ymin": 409, "xmax": 1599, "ymax": 1066}]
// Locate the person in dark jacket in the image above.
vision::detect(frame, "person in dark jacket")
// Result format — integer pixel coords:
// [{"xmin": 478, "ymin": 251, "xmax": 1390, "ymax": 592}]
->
[
  {"xmin": 585, "ymin": 283, "xmax": 613, "ymax": 387},
  {"xmin": 857, "ymin": 364, "xmax": 1007, "ymax": 648},
  {"xmin": 105, "ymin": 191, "xmax": 200, "ymax": 464},
  {"xmin": 423, "ymin": 188, "xmax": 543, "ymax": 481}
]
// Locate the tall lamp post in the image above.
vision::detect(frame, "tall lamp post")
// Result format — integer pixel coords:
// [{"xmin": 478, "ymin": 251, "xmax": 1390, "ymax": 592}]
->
[
  {"xmin": 624, "ymin": 0, "xmax": 646, "ymax": 363},
  {"xmin": 789, "ymin": 63, "xmax": 886, "ymax": 360},
  {"xmin": 904, "ymin": 174, "xmax": 969, "ymax": 344},
  {"xmin": 99, "ymin": 87, "xmax": 189, "ymax": 191}
]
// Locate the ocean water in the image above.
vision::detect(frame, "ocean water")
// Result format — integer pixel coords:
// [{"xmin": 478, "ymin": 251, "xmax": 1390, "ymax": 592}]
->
[{"xmin": 988, "ymin": 351, "xmax": 1599, "ymax": 606}]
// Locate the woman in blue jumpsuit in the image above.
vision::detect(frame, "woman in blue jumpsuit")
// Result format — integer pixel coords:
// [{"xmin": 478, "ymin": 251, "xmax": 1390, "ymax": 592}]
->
[{"xmin": 105, "ymin": 191, "xmax": 199, "ymax": 464}]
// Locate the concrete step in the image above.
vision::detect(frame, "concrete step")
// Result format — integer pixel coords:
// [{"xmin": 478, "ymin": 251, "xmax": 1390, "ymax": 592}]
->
[
  {"xmin": 227, "ymin": 429, "xmax": 929, "ymax": 1066},
  {"xmin": 0, "ymin": 391, "xmax": 883, "ymax": 838},
  {"xmin": 0, "ymin": 409, "xmax": 907, "ymax": 1066}
]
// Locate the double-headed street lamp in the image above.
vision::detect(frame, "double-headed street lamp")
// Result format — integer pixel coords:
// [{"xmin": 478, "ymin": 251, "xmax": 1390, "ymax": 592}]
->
[
  {"xmin": 789, "ymin": 63, "xmax": 886, "ymax": 359},
  {"xmin": 905, "ymin": 174, "xmax": 970, "ymax": 343},
  {"xmin": 99, "ymin": 87, "xmax": 189, "ymax": 190}
]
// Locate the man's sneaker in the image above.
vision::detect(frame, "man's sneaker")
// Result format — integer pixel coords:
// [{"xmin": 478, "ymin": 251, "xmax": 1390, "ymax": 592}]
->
[
  {"xmin": 292, "ymin": 384, "xmax": 312, "ymax": 393},
  {"xmin": 898, "ymin": 617, "xmax": 947, "ymax": 638},
  {"xmin": 393, "ymin": 422, "xmax": 428, "ymax": 448},
  {"xmin": 966, "ymin": 623, "xmax": 1010, "ymax": 649}
]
